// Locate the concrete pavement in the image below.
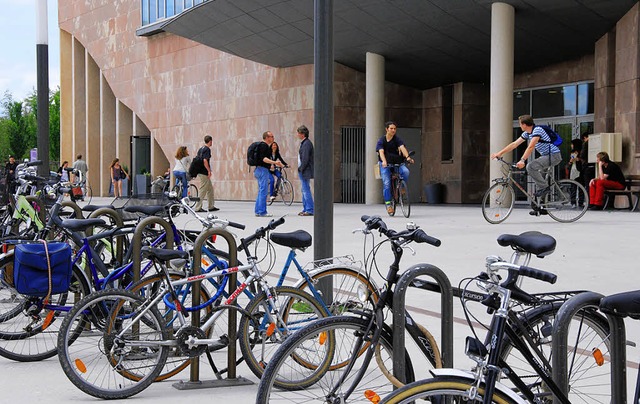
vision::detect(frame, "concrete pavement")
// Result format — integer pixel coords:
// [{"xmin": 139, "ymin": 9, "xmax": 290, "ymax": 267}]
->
[{"xmin": 1, "ymin": 198, "xmax": 639, "ymax": 402}]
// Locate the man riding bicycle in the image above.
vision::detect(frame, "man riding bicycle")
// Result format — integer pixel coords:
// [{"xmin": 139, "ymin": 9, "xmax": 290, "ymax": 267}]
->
[
  {"xmin": 377, "ymin": 121, "xmax": 414, "ymax": 215},
  {"xmin": 491, "ymin": 114, "xmax": 562, "ymax": 215}
]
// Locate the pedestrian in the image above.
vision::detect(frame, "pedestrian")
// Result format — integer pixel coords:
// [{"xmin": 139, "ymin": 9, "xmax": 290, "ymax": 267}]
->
[
  {"xmin": 57, "ymin": 160, "xmax": 70, "ymax": 182},
  {"xmin": 268, "ymin": 141, "xmax": 288, "ymax": 202},
  {"xmin": 4, "ymin": 155, "xmax": 18, "ymax": 194},
  {"xmin": 173, "ymin": 146, "xmax": 192, "ymax": 198},
  {"xmin": 193, "ymin": 135, "xmax": 218, "ymax": 212},
  {"xmin": 376, "ymin": 121, "xmax": 413, "ymax": 215},
  {"xmin": 72, "ymin": 154, "xmax": 88, "ymax": 183},
  {"xmin": 254, "ymin": 131, "xmax": 283, "ymax": 217},
  {"xmin": 490, "ymin": 114, "xmax": 562, "ymax": 215},
  {"xmin": 588, "ymin": 151, "xmax": 626, "ymax": 210},
  {"xmin": 110, "ymin": 158, "xmax": 129, "ymax": 198},
  {"xmin": 296, "ymin": 125, "xmax": 314, "ymax": 216}
]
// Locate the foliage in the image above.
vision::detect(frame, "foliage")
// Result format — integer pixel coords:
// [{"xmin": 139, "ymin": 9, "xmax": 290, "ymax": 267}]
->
[{"xmin": 0, "ymin": 88, "xmax": 60, "ymax": 163}]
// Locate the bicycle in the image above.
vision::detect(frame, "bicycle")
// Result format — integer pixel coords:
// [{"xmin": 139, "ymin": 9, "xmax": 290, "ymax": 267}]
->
[
  {"xmin": 380, "ymin": 247, "xmax": 611, "ymax": 403},
  {"xmin": 256, "ymin": 215, "xmax": 443, "ymax": 402},
  {"xmin": 482, "ymin": 157, "xmax": 588, "ymax": 224},
  {"xmin": 70, "ymin": 170, "xmax": 92, "ymax": 205},
  {"xmin": 55, "ymin": 217, "xmax": 330, "ymax": 399},
  {"xmin": 386, "ymin": 151, "xmax": 414, "ymax": 218},
  {"xmin": 171, "ymin": 179, "xmax": 198, "ymax": 208},
  {"xmin": 268, "ymin": 166, "xmax": 294, "ymax": 206}
]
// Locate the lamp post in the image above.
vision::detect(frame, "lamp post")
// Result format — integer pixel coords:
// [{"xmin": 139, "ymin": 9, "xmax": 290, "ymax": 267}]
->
[{"xmin": 36, "ymin": 0, "xmax": 50, "ymax": 176}]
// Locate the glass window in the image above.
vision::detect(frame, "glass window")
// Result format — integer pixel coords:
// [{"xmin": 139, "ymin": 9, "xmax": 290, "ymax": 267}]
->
[
  {"xmin": 185, "ymin": 0, "xmax": 193, "ymax": 7},
  {"xmin": 532, "ymin": 86, "xmax": 576, "ymax": 118},
  {"xmin": 175, "ymin": 0, "xmax": 184, "ymax": 13},
  {"xmin": 149, "ymin": 0, "xmax": 157, "ymax": 23},
  {"xmin": 441, "ymin": 85, "xmax": 454, "ymax": 162},
  {"xmin": 142, "ymin": 0, "xmax": 150, "ymax": 25},
  {"xmin": 577, "ymin": 83, "xmax": 594, "ymax": 115},
  {"xmin": 166, "ymin": 0, "xmax": 174, "ymax": 16},
  {"xmin": 513, "ymin": 90, "xmax": 530, "ymax": 120},
  {"xmin": 158, "ymin": 0, "xmax": 165, "ymax": 18}
]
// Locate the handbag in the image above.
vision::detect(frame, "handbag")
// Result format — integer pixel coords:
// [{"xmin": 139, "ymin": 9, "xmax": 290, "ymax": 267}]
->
[{"xmin": 12, "ymin": 241, "xmax": 72, "ymax": 298}]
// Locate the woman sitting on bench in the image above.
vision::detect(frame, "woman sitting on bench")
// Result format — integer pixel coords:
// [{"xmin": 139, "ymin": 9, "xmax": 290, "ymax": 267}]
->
[{"xmin": 588, "ymin": 151, "xmax": 626, "ymax": 210}]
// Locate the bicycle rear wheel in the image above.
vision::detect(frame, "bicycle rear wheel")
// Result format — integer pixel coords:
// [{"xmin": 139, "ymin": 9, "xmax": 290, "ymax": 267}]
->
[
  {"xmin": 398, "ymin": 180, "xmax": 410, "ymax": 218},
  {"xmin": 280, "ymin": 179, "xmax": 294, "ymax": 206},
  {"xmin": 482, "ymin": 183, "xmax": 515, "ymax": 224},
  {"xmin": 186, "ymin": 184, "xmax": 198, "ymax": 207},
  {"xmin": 57, "ymin": 288, "xmax": 168, "ymax": 399},
  {"xmin": 500, "ymin": 303, "xmax": 611, "ymax": 403},
  {"xmin": 544, "ymin": 179, "xmax": 588, "ymax": 223}
]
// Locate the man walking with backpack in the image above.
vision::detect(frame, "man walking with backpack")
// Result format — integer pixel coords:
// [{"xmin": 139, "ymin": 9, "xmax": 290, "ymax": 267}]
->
[
  {"xmin": 193, "ymin": 135, "xmax": 219, "ymax": 212},
  {"xmin": 253, "ymin": 131, "xmax": 283, "ymax": 217},
  {"xmin": 491, "ymin": 114, "xmax": 562, "ymax": 215}
]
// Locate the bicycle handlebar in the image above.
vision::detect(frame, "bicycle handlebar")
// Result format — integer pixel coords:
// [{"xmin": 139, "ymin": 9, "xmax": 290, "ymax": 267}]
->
[
  {"xmin": 238, "ymin": 216, "xmax": 286, "ymax": 251},
  {"xmin": 360, "ymin": 215, "xmax": 441, "ymax": 247},
  {"xmin": 488, "ymin": 261, "xmax": 557, "ymax": 285}
]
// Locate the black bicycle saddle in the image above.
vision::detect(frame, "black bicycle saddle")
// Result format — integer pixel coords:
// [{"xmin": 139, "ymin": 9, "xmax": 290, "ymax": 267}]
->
[{"xmin": 497, "ymin": 231, "xmax": 556, "ymax": 258}]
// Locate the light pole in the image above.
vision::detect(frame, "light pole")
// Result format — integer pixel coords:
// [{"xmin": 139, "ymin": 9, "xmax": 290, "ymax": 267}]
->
[{"xmin": 36, "ymin": 0, "xmax": 50, "ymax": 176}]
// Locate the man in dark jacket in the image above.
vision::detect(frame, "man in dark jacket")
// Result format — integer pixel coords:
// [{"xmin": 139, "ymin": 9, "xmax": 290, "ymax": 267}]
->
[
  {"xmin": 254, "ymin": 131, "xmax": 283, "ymax": 217},
  {"xmin": 296, "ymin": 125, "xmax": 314, "ymax": 216}
]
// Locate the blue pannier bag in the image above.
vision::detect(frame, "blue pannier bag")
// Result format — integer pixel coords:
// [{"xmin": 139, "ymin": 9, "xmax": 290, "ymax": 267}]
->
[
  {"xmin": 537, "ymin": 125, "xmax": 563, "ymax": 147},
  {"xmin": 13, "ymin": 242, "xmax": 72, "ymax": 297}
]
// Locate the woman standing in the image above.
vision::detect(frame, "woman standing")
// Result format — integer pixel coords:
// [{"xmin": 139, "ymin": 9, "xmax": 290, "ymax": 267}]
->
[
  {"xmin": 110, "ymin": 158, "xmax": 129, "ymax": 198},
  {"xmin": 173, "ymin": 146, "xmax": 192, "ymax": 198},
  {"xmin": 57, "ymin": 161, "xmax": 70, "ymax": 182},
  {"xmin": 268, "ymin": 141, "xmax": 287, "ymax": 201}
]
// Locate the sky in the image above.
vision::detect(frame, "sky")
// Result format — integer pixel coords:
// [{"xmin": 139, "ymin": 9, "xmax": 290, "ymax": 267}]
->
[{"xmin": 0, "ymin": 0, "xmax": 60, "ymax": 102}]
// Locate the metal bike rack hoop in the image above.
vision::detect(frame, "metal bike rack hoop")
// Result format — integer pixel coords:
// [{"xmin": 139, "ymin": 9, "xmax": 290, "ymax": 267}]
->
[
  {"xmin": 392, "ymin": 263, "xmax": 454, "ymax": 384},
  {"xmin": 88, "ymin": 207, "xmax": 125, "ymax": 265},
  {"xmin": 551, "ymin": 291, "xmax": 626, "ymax": 404},
  {"xmin": 131, "ymin": 216, "xmax": 174, "ymax": 283}
]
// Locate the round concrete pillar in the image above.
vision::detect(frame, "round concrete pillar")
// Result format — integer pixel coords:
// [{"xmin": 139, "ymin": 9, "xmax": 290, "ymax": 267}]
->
[{"xmin": 366, "ymin": 52, "xmax": 384, "ymax": 204}]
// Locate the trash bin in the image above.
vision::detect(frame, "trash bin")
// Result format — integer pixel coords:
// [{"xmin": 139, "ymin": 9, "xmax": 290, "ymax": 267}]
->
[{"xmin": 425, "ymin": 183, "xmax": 444, "ymax": 204}]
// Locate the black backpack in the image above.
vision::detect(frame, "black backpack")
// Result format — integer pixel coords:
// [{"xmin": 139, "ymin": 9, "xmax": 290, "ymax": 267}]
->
[
  {"xmin": 188, "ymin": 147, "xmax": 207, "ymax": 177},
  {"xmin": 247, "ymin": 141, "xmax": 262, "ymax": 167}
]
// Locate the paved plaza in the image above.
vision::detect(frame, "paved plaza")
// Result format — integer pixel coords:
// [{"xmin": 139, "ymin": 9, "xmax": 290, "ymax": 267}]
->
[{"xmin": 1, "ymin": 199, "xmax": 639, "ymax": 402}]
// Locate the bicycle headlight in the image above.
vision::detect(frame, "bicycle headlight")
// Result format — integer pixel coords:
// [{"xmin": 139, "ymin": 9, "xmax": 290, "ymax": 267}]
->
[{"xmin": 357, "ymin": 284, "xmax": 370, "ymax": 303}]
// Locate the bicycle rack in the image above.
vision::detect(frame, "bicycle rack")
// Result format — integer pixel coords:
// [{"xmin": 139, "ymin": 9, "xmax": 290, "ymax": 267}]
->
[
  {"xmin": 173, "ymin": 227, "xmax": 253, "ymax": 390},
  {"xmin": 131, "ymin": 216, "xmax": 174, "ymax": 283},
  {"xmin": 551, "ymin": 291, "xmax": 626, "ymax": 404},
  {"xmin": 61, "ymin": 200, "xmax": 83, "ymax": 218},
  {"xmin": 392, "ymin": 264, "xmax": 454, "ymax": 384},
  {"xmin": 88, "ymin": 207, "xmax": 125, "ymax": 266}
]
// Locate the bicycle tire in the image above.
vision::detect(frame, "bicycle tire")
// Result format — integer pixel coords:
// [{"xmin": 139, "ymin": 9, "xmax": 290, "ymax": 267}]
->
[
  {"xmin": 398, "ymin": 179, "xmax": 410, "ymax": 218},
  {"xmin": 500, "ymin": 302, "xmax": 611, "ymax": 403},
  {"xmin": 544, "ymin": 179, "xmax": 588, "ymax": 223},
  {"xmin": 57, "ymin": 288, "xmax": 169, "ymax": 399},
  {"xmin": 83, "ymin": 184, "xmax": 93, "ymax": 205},
  {"xmin": 239, "ymin": 286, "xmax": 328, "ymax": 379},
  {"xmin": 256, "ymin": 315, "xmax": 414, "ymax": 403},
  {"xmin": 127, "ymin": 272, "xmax": 214, "ymax": 381},
  {"xmin": 482, "ymin": 182, "xmax": 515, "ymax": 224},
  {"xmin": 296, "ymin": 266, "xmax": 379, "ymax": 315},
  {"xmin": 379, "ymin": 376, "xmax": 519, "ymax": 404},
  {"xmin": 280, "ymin": 179, "xmax": 294, "ymax": 206},
  {"xmin": 388, "ymin": 179, "xmax": 397, "ymax": 217},
  {"xmin": 187, "ymin": 184, "xmax": 198, "ymax": 207},
  {"xmin": 0, "ymin": 264, "xmax": 91, "ymax": 362}
]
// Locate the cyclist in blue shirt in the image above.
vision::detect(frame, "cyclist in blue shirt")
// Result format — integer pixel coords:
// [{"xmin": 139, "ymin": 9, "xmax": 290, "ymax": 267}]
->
[
  {"xmin": 376, "ymin": 121, "xmax": 414, "ymax": 214},
  {"xmin": 491, "ymin": 115, "xmax": 562, "ymax": 214}
]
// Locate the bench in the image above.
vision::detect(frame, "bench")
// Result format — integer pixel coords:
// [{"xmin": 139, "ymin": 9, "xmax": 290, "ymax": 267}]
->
[{"xmin": 603, "ymin": 174, "xmax": 640, "ymax": 211}]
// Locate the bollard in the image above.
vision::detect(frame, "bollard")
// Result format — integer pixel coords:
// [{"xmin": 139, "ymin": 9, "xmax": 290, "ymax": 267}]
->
[{"xmin": 392, "ymin": 264, "xmax": 453, "ymax": 384}]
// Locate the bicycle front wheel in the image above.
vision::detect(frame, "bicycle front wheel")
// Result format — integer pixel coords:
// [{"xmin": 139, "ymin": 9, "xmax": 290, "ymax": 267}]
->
[
  {"xmin": 57, "ymin": 288, "xmax": 169, "ymax": 399},
  {"xmin": 280, "ymin": 179, "xmax": 294, "ymax": 206},
  {"xmin": 256, "ymin": 315, "xmax": 413, "ymax": 403},
  {"xmin": 239, "ymin": 286, "xmax": 327, "ymax": 379},
  {"xmin": 398, "ymin": 180, "xmax": 410, "ymax": 218},
  {"xmin": 544, "ymin": 179, "xmax": 588, "ymax": 223},
  {"xmin": 482, "ymin": 183, "xmax": 515, "ymax": 224},
  {"xmin": 379, "ymin": 376, "xmax": 519, "ymax": 404}
]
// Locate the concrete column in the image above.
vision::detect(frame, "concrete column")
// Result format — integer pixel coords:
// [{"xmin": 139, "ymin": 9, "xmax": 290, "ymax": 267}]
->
[
  {"xmin": 101, "ymin": 74, "xmax": 116, "ymax": 196},
  {"xmin": 489, "ymin": 3, "xmax": 514, "ymax": 184},
  {"xmin": 365, "ymin": 52, "xmax": 385, "ymax": 204},
  {"xmin": 59, "ymin": 30, "xmax": 73, "ymax": 163},
  {"xmin": 86, "ymin": 52, "xmax": 100, "ymax": 190},
  {"xmin": 72, "ymin": 37, "xmax": 86, "ymax": 161}
]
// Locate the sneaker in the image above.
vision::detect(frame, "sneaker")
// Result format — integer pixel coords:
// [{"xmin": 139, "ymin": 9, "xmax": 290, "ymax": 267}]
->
[
  {"xmin": 256, "ymin": 213, "xmax": 273, "ymax": 217},
  {"xmin": 588, "ymin": 204, "xmax": 603, "ymax": 211},
  {"xmin": 298, "ymin": 211, "xmax": 313, "ymax": 216},
  {"xmin": 529, "ymin": 209, "xmax": 548, "ymax": 216},
  {"xmin": 386, "ymin": 205, "xmax": 394, "ymax": 215},
  {"xmin": 210, "ymin": 207, "xmax": 220, "ymax": 212},
  {"xmin": 196, "ymin": 209, "xmax": 207, "ymax": 213},
  {"xmin": 269, "ymin": 196, "xmax": 276, "ymax": 202}
]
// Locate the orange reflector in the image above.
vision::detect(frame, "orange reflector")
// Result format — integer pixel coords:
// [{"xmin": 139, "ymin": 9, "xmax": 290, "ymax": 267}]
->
[
  {"xmin": 318, "ymin": 331, "xmax": 327, "ymax": 345},
  {"xmin": 211, "ymin": 235, "xmax": 217, "ymax": 243},
  {"xmin": 42, "ymin": 311, "xmax": 55, "ymax": 330},
  {"xmin": 592, "ymin": 347, "xmax": 604, "ymax": 366},
  {"xmin": 75, "ymin": 359, "xmax": 87, "ymax": 373},
  {"xmin": 364, "ymin": 390, "xmax": 381, "ymax": 403},
  {"xmin": 496, "ymin": 190, "xmax": 501, "ymax": 194},
  {"xmin": 266, "ymin": 323, "xmax": 276, "ymax": 337}
]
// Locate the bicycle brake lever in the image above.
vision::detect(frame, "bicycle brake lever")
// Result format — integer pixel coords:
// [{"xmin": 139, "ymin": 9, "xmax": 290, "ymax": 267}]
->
[{"xmin": 404, "ymin": 244, "xmax": 416, "ymax": 256}]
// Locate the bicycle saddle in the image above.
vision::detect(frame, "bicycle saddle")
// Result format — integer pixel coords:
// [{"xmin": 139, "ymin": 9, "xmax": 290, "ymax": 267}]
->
[
  {"xmin": 60, "ymin": 218, "xmax": 106, "ymax": 232},
  {"xmin": 123, "ymin": 205, "xmax": 165, "ymax": 216},
  {"xmin": 497, "ymin": 231, "xmax": 556, "ymax": 258},
  {"xmin": 599, "ymin": 290, "xmax": 640, "ymax": 320},
  {"xmin": 270, "ymin": 230, "xmax": 312, "ymax": 249},
  {"xmin": 141, "ymin": 246, "xmax": 189, "ymax": 262},
  {"xmin": 81, "ymin": 204, "xmax": 115, "ymax": 212}
]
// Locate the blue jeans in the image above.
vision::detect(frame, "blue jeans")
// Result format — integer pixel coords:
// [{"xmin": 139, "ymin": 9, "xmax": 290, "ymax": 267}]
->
[
  {"xmin": 299, "ymin": 173, "xmax": 314, "ymax": 214},
  {"xmin": 268, "ymin": 169, "xmax": 282, "ymax": 196},
  {"xmin": 173, "ymin": 171, "xmax": 188, "ymax": 198},
  {"xmin": 380, "ymin": 163, "xmax": 409, "ymax": 203},
  {"xmin": 254, "ymin": 166, "xmax": 270, "ymax": 215}
]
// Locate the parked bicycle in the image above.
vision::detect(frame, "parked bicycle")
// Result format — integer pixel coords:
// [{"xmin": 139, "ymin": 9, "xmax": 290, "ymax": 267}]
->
[
  {"xmin": 386, "ymin": 151, "xmax": 414, "ymax": 218},
  {"xmin": 482, "ymin": 157, "xmax": 588, "ymax": 223},
  {"xmin": 268, "ymin": 166, "xmax": 294, "ymax": 206}
]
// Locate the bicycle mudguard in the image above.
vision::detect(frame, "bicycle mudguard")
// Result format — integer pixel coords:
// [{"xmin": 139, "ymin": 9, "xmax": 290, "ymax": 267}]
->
[{"xmin": 427, "ymin": 369, "xmax": 527, "ymax": 404}]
